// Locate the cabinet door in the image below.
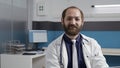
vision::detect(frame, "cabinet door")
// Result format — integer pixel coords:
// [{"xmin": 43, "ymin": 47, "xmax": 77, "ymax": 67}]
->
[{"xmin": 1, "ymin": 54, "xmax": 32, "ymax": 68}]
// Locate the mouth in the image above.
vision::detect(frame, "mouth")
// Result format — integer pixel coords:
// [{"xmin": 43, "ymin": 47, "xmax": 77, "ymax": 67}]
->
[{"xmin": 68, "ymin": 25, "xmax": 77, "ymax": 30}]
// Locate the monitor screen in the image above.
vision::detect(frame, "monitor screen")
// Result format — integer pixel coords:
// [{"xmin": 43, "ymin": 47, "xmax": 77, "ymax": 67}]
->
[{"xmin": 29, "ymin": 30, "xmax": 47, "ymax": 43}]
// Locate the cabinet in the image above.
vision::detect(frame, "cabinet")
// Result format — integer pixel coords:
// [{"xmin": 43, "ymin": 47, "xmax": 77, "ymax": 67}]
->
[{"xmin": 0, "ymin": 53, "xmax": 45, "ymax": 68}]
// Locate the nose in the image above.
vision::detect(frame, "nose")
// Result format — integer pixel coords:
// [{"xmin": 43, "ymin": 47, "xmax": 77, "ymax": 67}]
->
[{"xmin": 70, "ymin": 18, "xmax": 76, "ymax": 25}]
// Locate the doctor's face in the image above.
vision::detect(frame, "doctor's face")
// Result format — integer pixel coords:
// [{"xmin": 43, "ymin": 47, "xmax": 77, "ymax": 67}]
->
[{"xmin": 61, "ymin": 8, "xmax": 84, "ymax": 36}]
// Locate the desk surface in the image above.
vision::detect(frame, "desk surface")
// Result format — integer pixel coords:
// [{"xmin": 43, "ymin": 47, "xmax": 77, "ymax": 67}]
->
[
  {"xmin": 0, "ymin": 51, "xmax": 45, "ymax": 58},
  {"xmin": 102, "ymin": 48, "xmax": 120, "ymax": 56}
]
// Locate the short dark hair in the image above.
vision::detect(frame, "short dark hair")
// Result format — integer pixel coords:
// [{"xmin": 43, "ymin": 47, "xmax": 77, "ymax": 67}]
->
[{"xmin": 62, "ymin": 6, "xmax": 84, "ymax": 21}]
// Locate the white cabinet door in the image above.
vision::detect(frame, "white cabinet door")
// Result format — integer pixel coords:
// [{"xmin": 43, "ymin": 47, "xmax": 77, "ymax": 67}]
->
[{"xmin": 0, "ymin": 54, "xmax": 45, "ymax": 68}]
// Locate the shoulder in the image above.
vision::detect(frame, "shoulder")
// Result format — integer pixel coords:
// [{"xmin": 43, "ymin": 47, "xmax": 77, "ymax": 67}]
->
[
  {"xmin": 47, "ymin": 34, "xmax": 63, "ymax": 49},
  {"xmin": 81, "ymin": 34, "xmax": 97, "ymax": 42},
  {"xmin": 46, "ymin": 34, "xmax": 63, "ymax": 58},
  {"xmin": 81, "ymin": 34, "xmax": 102, "ymax": 54},
  {"xmin": 81, "ymin": 34, "xmax": 101, "ymax": 48}
]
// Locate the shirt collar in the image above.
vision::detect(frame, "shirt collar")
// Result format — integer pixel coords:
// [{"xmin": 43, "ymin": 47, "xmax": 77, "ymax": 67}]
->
[
  {"xmin": 63, "ymin": 34, "xmax": 82, "ymax": 43},
  {"xmin": 63, "ymin": 34, "xmax": 72, "ymax": 43}
]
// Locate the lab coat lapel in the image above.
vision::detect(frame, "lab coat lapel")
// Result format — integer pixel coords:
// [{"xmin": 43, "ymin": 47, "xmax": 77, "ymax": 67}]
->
[
  {"xmin": 62, "ymin": 40, "xmax": 68, "ymax": 68},
  {"xmin": 82, "ymin": 39, "xmax": 91, "ymax": 68}
]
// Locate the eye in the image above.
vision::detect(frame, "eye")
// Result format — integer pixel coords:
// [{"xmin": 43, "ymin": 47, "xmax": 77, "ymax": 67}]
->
[
  {"xmin": 75, "ymin": 17, "xmax": 80, "ymax": 21},
  {"xmin": 67, "ymin": 17, "xmax": 72, "ymax": 21}
]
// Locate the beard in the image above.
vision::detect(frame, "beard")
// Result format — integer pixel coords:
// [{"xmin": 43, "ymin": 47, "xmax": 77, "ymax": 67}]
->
[{"xmin": 63, "ymin": 23, "xmax": 83, "ymax": 36}]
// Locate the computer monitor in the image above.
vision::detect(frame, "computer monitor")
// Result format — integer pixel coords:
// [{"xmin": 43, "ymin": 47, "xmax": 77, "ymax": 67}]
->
[{"xmin": 29, "ymin": 30, "xmax": 47, "ymax": 50}]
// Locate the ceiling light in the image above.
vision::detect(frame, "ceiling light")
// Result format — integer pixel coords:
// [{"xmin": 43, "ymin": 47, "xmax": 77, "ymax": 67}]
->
[{"xmin": 91, "ymin": 4, "xmax": 120, "ymax": 8}]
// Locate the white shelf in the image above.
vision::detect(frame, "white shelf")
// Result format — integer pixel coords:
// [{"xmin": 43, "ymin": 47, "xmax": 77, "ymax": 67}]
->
[{"xmin": 102, "ymin": 48, "xmax": 120, "ymax": 56}]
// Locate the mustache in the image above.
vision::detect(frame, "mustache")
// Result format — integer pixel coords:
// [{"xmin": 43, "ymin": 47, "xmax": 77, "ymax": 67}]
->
[{"xmin": 68, "ymin": 24, "xmax": 78, "ymax": 29}]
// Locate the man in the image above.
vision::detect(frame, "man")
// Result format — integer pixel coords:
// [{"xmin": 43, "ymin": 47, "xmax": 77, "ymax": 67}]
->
[{"xmin": 46, "ymin": 6, "xmax": 109, "ymax": 68}]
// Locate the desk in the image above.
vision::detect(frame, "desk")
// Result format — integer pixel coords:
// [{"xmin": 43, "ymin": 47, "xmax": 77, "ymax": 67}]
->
[
  {"xmin": 102, "ymin": 48, "xmax": 120, "ymax": 56},
  {"xmin": 0, "ymin": 53, "xmax": 45, "ymax": 68}
]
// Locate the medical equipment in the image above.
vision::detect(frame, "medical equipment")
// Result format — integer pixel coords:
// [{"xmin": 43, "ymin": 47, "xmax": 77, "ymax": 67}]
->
[{"xmin": 59, "ymin": 38, "xmax": 64, "ymax": 68}]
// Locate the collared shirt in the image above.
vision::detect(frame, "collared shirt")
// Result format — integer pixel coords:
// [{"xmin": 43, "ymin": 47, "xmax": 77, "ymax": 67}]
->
[{"xmin": 63, "ymin": 34, "xmax": 86, "ymax": 68}]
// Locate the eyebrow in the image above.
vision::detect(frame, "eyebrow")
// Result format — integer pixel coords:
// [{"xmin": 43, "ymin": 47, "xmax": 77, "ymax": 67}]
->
[{"xmin": 67, "ymin": 16, "xmax": 81, "ymax": 18}]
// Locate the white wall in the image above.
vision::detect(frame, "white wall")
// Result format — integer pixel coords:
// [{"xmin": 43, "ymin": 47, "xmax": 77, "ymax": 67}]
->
[
  {"xmin": 92, "ymin": 0, "xmax": 120, "ymax": 5},
  {"xmin": 32, "ymin": 0, "xmax": 120, "ymax": 21}
]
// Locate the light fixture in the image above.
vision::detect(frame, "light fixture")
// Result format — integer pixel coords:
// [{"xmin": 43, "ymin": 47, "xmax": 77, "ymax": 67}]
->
[{"xmin": 91, "ymin": 4, "xmax": 120, "ymax": 8}]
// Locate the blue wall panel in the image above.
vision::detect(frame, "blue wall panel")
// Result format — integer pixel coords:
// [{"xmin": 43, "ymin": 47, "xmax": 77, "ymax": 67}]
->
[
  {"xmin": 81, "ymin": 31, "xmax": 120, "ymax": 48},
  {"xmin": 105, "ymin": 55, "xmax": 120, "ymax": 66},
  {"xmin": 38, "ymin": 31, "xmax": 120, "ymax": 48}
]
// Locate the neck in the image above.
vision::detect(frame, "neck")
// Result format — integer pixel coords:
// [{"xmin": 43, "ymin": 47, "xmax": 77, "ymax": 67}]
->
[{"xmin": 65, "ymin": 34, "xmax": 79, "ymax": 40}]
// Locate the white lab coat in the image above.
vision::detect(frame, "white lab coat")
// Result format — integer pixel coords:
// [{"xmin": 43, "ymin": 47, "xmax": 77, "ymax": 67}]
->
[{"xmin": 46, "ymin": 34, "xmax": 109, "ymax": 68}]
